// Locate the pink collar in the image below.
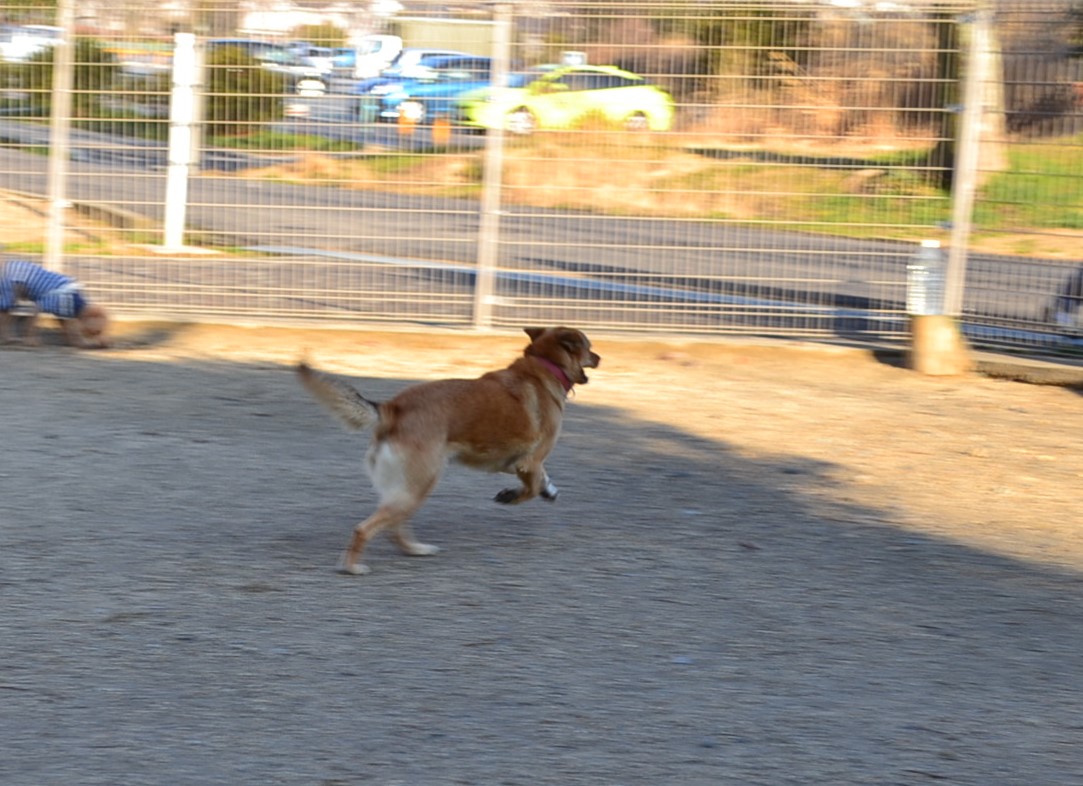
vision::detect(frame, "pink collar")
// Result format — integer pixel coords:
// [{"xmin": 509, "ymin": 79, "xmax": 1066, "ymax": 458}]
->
[{"xmin": 533, "ymin": 356, "xmax": 574, "ymax": 394}]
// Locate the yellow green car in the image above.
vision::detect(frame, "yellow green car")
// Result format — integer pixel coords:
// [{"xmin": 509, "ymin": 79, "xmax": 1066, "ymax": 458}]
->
[{"xmin": 456, "ymin": 64, "xmax": 675, "ymax": 134}]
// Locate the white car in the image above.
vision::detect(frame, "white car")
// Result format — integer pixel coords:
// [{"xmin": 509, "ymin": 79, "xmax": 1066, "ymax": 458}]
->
[
  {"xmin": 0, "ymin": 24, "xmax": 62, "ymax": 62},
  {"xmin": 285, "ymin": 43, "xmax": 335, "ymax": 75},
  {"xmin": 343, "ymin": 34, "xmax": 404, "ymax": 79}
]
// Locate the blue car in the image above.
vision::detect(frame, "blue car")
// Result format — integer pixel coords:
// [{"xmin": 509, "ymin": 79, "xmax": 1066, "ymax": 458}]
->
[{"xmin": 355, "ymin": 55, "xmax": 493, "ymax": 124}]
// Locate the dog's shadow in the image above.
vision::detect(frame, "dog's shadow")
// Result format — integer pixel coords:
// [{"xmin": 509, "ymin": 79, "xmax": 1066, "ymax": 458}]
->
[
  {"xmin": 109, "ymin": 321, "xmax": 195, "ymax": 350},
  {"xmin": 3, "ymin": 318, "xmax": 195, "ymax": 350}
]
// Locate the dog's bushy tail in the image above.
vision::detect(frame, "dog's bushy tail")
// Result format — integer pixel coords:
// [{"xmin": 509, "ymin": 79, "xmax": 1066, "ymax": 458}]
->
[{"xmin": 296, "ymin": 362, "xmax": 380, "ymax": 431}]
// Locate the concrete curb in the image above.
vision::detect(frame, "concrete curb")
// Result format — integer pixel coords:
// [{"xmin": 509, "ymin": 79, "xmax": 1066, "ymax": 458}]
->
[{"xmin": 974, "ymin": 354, "xmax": 1083, "ymax": 388}]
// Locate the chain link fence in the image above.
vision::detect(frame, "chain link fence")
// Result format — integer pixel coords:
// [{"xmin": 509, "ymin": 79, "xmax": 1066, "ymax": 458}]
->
[{"xmin": 1, "ymin": 0, "xmax": 1080, "ymax": 349}]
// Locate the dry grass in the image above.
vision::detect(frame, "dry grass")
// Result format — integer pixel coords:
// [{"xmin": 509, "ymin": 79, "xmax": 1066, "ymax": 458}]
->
[
  {"xmin": 499, "ymin": 135, "xmax": 742, "ymax": 216},
  {"xmin": 238, "ymin": 152, "xmax": 480, "ymax": 197}
]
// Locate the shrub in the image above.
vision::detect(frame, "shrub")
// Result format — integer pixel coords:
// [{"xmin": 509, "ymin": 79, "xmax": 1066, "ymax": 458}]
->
[
  {"xmin": 290, "ymin": 24, "xmax": 346, "ymax": 48},
  {"xmin": 15, "ymin": 37, "xmax": 119, "ymax": 118},
  {"xmin": 203, "ymin": 44, "xmax": 285, "ymax": 137}
]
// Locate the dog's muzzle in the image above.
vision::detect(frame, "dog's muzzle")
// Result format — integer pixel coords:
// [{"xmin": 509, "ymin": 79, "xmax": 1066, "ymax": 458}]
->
[{"xmin": 579, "ymin": 352, "xmax": 600, "ymax": 384}]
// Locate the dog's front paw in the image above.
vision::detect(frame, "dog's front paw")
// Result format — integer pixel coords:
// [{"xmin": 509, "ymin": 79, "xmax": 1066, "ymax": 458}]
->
[
  {"xmin": 540, "ymin": 480, "xmax": 559, "ymax": 501},
  {"xmin": 494, "ymin": 487, "xmax": 523, "ymax": 504}
]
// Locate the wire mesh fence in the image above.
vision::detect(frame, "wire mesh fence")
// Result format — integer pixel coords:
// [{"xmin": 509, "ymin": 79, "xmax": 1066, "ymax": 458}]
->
[
  {"xmin": 967, "ymin": 1, "xmax": 1083, "ymax": 347},
  {"xmin": 0, "ymin": 0, "xmax": 1080, "ymax": 349}
]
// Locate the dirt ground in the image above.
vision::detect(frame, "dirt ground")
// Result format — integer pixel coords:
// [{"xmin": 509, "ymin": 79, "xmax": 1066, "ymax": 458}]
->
[
  {"xmin": 66, "ymin": 321, "xmax": 1083, "ymax": 570},
  {"xmin": 2, "ymin": 321, "xmax": 1082, "ymax": 785}
]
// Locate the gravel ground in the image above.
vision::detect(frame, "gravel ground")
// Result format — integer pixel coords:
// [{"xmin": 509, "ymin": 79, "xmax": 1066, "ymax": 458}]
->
[{"xmin": 2, "ymin": 323, "xmax": 1082, "ymax": 786}]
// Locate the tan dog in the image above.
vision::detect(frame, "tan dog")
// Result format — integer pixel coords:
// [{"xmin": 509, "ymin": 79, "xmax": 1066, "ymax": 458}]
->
[{"xmin": 296, "ymin": 327, "xmax": 600, "ymax": 575}]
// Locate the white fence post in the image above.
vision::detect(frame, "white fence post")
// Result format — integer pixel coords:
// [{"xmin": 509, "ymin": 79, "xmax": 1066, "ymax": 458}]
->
[
  {"xmin": 44, "ymin": 0, "xmax": 75, "ymax": 274},
  {"xmin": 472, "ymin": 3, "xmax": 513, "ymax": 331},
  {"xmin": 945, "ymin": 6, "xmax": 994, "ymax": 317},
  {"xmin": 189, "ymin": 39, "xmax": 205, "ymax": 176},
  {"xmin": 162, "ymin": 32, "xmax": 198, "ymax": 251}
]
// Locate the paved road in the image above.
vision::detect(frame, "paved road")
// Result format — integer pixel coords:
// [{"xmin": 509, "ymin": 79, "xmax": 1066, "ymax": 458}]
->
[{"xmin": 0, "ymin": 118, "xmax": 1079, "ymax": 342}]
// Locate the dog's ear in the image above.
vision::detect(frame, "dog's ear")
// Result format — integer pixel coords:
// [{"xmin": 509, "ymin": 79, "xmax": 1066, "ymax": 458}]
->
[
  {"xmin": 524, "ymin": 327, "xmax": 545, "ymax": 341},
  {"xmin": 558, "ymin": 329, "xmax": 584, "ymax": 353}
]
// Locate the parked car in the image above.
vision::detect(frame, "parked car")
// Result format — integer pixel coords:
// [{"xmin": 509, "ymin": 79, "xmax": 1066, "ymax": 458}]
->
[
  {"xmin": 333, "ymin": 34, "xmax": 405, "ymax": 79},
  {"xmin": 206, "ymin": 38, "xmax": 284, "ymax": 61},
  {"xmin": 0, "ymin": 24, "xmax": 62, "ymax": 62},
  {"xmin": 360, "ymin": 47, "xmax": 468, "ymax": 85},
  {"xmin": 331, "ymin": 46, "xmax": 357, "ymax": 71},
  {"xmin": 349, "ymin": 48, "xmax": 468, "ymax": 108},
  {"xmin": 284, "ymin": 43, "xmax": 335, "ymax": 75},
  {"xmin": 354, "ymin": 54, "xmax": 490, "ymax": 123},
  {"xmin": 456, "ymin": 64, "xmax": 675, "ymax": 134}
]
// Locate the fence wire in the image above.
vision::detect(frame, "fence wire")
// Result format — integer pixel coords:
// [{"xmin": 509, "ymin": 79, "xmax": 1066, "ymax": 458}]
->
[{"xmin": 0, "ymin": 0, "xmax": 1080, "ymax": 349}]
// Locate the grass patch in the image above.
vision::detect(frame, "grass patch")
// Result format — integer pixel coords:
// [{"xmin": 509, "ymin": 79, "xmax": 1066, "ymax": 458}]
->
[
  {"xmin": 75, "ymin": 114, "xmax": 167, "ymax": 141},
  {"xmin": 208, "ymin": 130, "xmax": 362, "ymax": 153},
  {"xmin": 974, "ymin": 138, "xmax": 1083, "ymax": 231},
  {"xmin": 6, "ymin": 144, "xmax": 50, "ymax": 157}
]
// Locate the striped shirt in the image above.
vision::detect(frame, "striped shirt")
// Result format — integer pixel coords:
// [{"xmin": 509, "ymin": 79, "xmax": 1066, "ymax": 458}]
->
[{"xmin": 0, "ymin": 260, "xmax": 87, "ymax": 319}]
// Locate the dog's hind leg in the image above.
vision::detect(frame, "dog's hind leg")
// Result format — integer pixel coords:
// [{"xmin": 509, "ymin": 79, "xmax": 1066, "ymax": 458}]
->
[
  {"xmin": 339, "ymin": 503, "xmax": 422, "ymax": 575},
  {"xmin": 385, "ymin": 464, "xmax": 442, "ymax": 557},
  {"xmin": 388, "ymin": 520, "xmax": 440, "ymax": 557},
  {"xmin": 338, "ymin": 441, "xmax": 442, "ymax": 575}
]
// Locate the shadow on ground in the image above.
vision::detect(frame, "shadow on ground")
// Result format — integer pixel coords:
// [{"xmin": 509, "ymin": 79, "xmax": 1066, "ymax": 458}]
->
[{"xmin": 5, "ymin": 319, "xmax": 195, "ymax": 350}]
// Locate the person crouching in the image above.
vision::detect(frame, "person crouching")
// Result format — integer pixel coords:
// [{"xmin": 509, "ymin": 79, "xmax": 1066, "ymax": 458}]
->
[{"xmin": 0, "ymin": 260, "xmax": 110, "ymax": 348}]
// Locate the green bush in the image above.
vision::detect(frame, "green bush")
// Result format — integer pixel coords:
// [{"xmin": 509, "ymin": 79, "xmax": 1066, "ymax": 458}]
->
[
  {"xmin": 290, "ymin": 24, "xmax": 346, "ymax": 47},
  {"xmin": 204, "ymin": 45, "xmax": 285, "ymax": 137},
  {"xmin": 13, "ymin": 37, "xmax": 119, "ymax": 118}
]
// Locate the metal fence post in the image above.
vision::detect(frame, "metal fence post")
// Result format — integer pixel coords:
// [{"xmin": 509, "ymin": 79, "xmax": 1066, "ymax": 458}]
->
[
  {"xmin": 162, "ymin": 32, "xmax": 198, "ymax": 251},
  {"xmin": 189, "ymin": 39, "xmax": 205, "ymax": 176},
  {"xmin": 472, "ymin": 3, "xmax": 513, "ymax": 331},
  {"xmin": 945, "ymin": 5, "xmax": 994, "ymax": 317},
  {"xmin": 44, "ymin": 0, "xmax": 75, "ymax": 274}
]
